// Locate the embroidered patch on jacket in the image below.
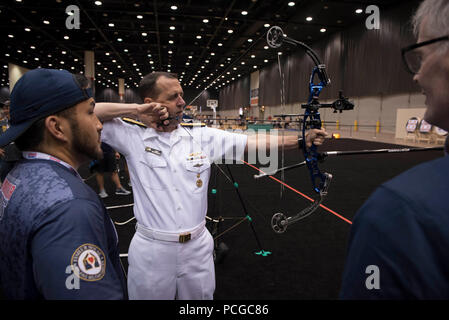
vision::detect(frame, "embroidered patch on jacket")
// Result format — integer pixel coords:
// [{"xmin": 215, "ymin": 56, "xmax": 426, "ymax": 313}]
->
[
  {"xmin": 71, "ymin": 244, "xmax": 106, "ymax": 281},
  {"xmin": 0, "ymin": 177, "xmax": 17, "ymax": 219},
  {"xmin": 1, "ymin": 177, "xmax": 16, "ymax": 202}
]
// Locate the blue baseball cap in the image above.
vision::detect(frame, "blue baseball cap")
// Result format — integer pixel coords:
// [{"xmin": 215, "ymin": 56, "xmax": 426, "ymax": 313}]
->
[{"xmin": 0, "ymin": 68, "xmax": 93, "ymax": 147}]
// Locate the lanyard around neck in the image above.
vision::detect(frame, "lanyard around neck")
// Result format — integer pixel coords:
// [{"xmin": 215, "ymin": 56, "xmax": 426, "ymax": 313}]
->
[{"xmin": 22, "ymin": 151, "xmax": 82, "ymax": 179}]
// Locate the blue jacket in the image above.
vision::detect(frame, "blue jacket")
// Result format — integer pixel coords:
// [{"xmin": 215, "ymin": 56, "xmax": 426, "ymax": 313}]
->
[
  {"xmin": 340, "ymin": 156, "xmax": 449, "ymax": 299},
  {"xmin": 0, "ymin": 159, "xmax": 127, "ymax": 299}
]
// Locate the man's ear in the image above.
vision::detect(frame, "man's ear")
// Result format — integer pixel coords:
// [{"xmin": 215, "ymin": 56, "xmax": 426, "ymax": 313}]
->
[
  {"xmin": 44, "ymin": 115, "xmax": 70, "ymax": 143},
  {"xmin": 144, "ymin": 97, "xmax": 153, "ymax": 104}
]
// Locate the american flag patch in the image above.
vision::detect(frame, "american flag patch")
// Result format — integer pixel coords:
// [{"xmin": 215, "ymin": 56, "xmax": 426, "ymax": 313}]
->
[{"xmin": 1, "ymin": 178, "xmax": 16, "ymax": 201}]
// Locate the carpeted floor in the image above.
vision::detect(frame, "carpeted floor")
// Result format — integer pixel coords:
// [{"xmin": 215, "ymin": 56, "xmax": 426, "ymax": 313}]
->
[{"xmin": 79, "ymin": 138, "xmax": 443, "ymax": 300}]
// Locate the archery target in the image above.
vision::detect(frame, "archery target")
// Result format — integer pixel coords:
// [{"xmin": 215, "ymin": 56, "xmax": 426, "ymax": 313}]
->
[
  {"xmin": 434, "ymin": 126, "xmax": 448, "ymax": 136},
  {"xmin": 406, "ymin": 117, "xmax": 419, "ymax": 133},
  {"xmin": 419, "ymin": 119, "xmax": 432, "ymax": 133}
]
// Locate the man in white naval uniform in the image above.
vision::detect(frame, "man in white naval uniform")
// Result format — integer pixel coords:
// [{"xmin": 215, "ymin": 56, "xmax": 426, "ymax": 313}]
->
[{"xmin": 95, "ymin": 72, "xmax": 327, "ymax": 300}]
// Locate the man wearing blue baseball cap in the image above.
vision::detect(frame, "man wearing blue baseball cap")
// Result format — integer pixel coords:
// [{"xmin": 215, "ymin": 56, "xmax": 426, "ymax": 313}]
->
[{"xmin": 0, "ymin": 68, "xmax": 127, "ymax": 299}]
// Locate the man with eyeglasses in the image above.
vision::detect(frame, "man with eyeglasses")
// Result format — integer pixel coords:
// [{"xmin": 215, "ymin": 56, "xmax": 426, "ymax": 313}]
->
[{"xmin": 340, "ymin": 0, "xmax": 449, "ymax": 299}]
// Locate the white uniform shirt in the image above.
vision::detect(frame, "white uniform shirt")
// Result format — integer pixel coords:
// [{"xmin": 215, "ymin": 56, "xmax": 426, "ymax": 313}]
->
[{"xmin": 101, "ymin": 119, "xmax": 247, "ymax": 232}]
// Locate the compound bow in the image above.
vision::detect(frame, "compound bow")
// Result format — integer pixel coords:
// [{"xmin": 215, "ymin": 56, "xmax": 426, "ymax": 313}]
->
[{"xmin": 266, "ymin": 26, "xmax": 354, "ymax": 233}]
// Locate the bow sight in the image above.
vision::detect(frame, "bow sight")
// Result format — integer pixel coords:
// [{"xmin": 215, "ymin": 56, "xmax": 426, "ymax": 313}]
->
[{"xmin": 302, "ymin": 91, "xmax": 354, "ymax": 114}]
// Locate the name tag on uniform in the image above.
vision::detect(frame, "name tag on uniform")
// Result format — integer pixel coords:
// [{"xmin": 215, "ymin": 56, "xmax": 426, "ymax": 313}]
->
[{"xmin": 145, "ymin": 147, "xmax": 162, "ymax": 156}]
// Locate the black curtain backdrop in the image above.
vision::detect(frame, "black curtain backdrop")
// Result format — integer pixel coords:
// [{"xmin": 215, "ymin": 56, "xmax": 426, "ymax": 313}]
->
[
  {"xmin": 184, "ymin": 88, "xmax": 219, "ymax": 109},
  {"xmin": 0, "ymin": 87, "xmax": 9, "ymax": 103},
  {"xmin": 96, "ymin": 88, "xmax": 120, "ymax": 103},
  {"xmin": 223, "ymin": 0, "xmax": 421, "ymax": 109},
  {"xmin": 96, "ymin": 88, "xmax": 142, "ymax": 104},
  {"xmin": 124, "ymin": 88, "xmax": 143, "ymax": 104},
  {"xmin": 219, "ymin": 75, "xmax": 250, "ymax": 111}
]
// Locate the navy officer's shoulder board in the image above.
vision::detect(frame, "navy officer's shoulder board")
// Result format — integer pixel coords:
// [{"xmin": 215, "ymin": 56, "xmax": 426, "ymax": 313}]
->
[
  {"xmin": 180, "ymin": 122, "xmax": 206, "ymax": 128},
  {"xmin": 121, "ymin": 117, "xmax": 147, "ymax": 128}
]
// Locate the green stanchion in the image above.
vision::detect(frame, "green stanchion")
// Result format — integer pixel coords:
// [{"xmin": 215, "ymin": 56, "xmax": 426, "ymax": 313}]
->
[{"xmin": 255, "ymin": 250, "xmax": 272, "ymax": 257}]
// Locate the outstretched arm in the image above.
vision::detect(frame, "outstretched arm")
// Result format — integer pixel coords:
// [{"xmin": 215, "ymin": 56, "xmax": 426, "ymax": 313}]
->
[
  {"xmin": 95, "ymin": 102, "xmax": 170, "ymax": 130},
  {"xmin": 245, "ymin": 128, "xmax": 328, "ymax": 153}
]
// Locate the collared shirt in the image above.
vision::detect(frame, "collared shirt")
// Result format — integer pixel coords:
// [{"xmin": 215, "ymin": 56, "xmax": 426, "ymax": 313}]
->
[
  {"xmin": 22, "ymin": 151, "xmax": 82, "ymax": 179},
  {"xmin": 0, "ymin": 158, "xmax": 127, "ymax": 299},
  {"xmin": 101, "ymin": 118, "xmax": 247, "ymax": 232},
  {"xmin": 340, "ymin": 155, "xmax": 449, "ymax": 299}
]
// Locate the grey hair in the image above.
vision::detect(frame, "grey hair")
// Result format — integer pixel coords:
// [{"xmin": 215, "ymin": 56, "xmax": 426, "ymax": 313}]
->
[{"xmin": 413, "ymin": 0, "xmax": 449, "ymax": 42}]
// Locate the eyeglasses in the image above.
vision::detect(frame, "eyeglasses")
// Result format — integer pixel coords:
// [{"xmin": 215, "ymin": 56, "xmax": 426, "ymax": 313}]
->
[{"xmin": 401, "ymin": 35, "xmax": 449, "ymax": 74}]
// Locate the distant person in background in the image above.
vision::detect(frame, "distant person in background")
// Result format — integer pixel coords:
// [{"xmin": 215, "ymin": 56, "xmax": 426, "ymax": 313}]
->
[
  {"xmin": 340, "ymin": 0, "xmax": 449, "ymax": 299},
  {"xmin": 90, "ymin": 142, "xmax": 131, "ymax": 198},
  {"xmin": 0, "ymin": 100, "xmax": 21, "ymax": 182},
  {"xmin": 0, "ymin": 100, "xmax": 9, "ymax": 131},
  {"xmin": 284, "ymin": 117, "xmax": 291, "ymax": 129}
]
